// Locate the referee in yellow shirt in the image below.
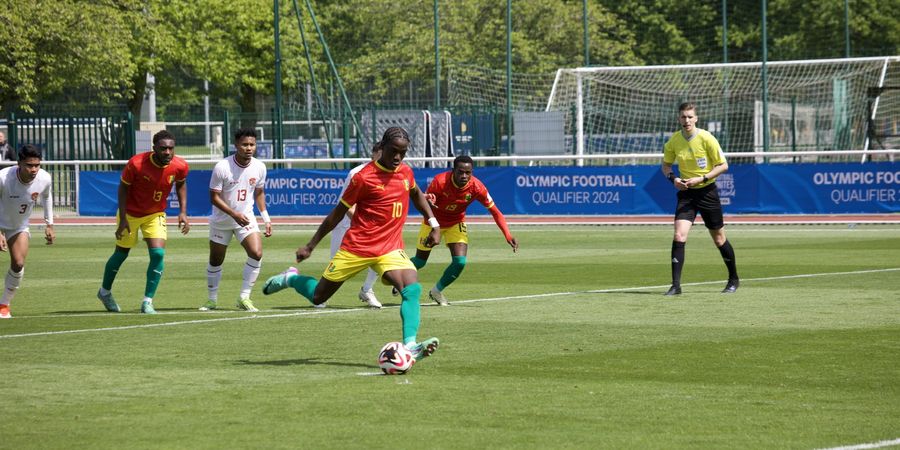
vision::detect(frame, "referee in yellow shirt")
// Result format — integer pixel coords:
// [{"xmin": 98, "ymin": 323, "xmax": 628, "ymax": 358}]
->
[{"xmin": 661, "ymin": 102, "xmax": 739, "ymax": 295}]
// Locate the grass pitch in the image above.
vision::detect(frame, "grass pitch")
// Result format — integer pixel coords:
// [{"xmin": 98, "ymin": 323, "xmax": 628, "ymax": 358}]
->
[{"xmin": 2, "ymin": 224, "xmax": 899, "ymax": 449}]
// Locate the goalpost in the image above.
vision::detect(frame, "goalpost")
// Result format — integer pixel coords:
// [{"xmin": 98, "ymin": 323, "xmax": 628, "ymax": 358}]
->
[{"xmin": 546, "ymin": 56, "xmax": 900, "ymax": 163}]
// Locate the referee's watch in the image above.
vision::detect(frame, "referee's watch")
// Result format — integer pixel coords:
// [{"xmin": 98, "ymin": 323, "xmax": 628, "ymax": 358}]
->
[{"xmin": 702, "ymin": 175, "xmax": 708, "ymax": 183}]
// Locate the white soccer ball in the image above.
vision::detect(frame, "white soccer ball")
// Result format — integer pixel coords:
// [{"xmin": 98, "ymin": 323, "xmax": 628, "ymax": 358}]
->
[{"xmin": 377, "ymin": 341, "xmax": 415, "ymax": 375}]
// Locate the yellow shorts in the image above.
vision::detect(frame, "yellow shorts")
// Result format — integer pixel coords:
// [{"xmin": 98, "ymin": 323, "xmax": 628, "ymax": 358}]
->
[
  {"xmin": 415, "ymin": 222, "xmax": 468, "ymax": 252},
  {"xmin": 323, "ymin": 249, "xmax": 415, "ymax": 283},
  {"xmin": 116, "ymin": 212, "xmax": 167, "ymax": 248}
]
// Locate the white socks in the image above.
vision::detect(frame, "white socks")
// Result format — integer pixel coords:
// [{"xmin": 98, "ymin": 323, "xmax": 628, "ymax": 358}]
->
[
  {"xmin": 0, "ymin": 268, "xmax": 23, "ymax": 305},
  {"xmin": 207, "ymin": 264, "xmax": 223, "ymax": 301},
  {"xmin": 241, "ymin": 257, "xmax": 261, "ymax": 299},
  {"xmin": 361, "ymin": 268, "xmax": 379, "ymax": 293}
]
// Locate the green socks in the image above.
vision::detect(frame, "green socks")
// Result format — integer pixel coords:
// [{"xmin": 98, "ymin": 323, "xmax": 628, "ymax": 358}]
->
[
  {"xmin": 101, "ymin": 248, "xmax": 129, "ymax": 291},
  {"xmin": 400, "ymin": 283, "xmax": 422, "ymax": 344},
  {"xmin": 436, "ymin": 256, "xmax": 467, "ymax": 291},
  {"xmin": 144, "ymin": 247, "xmax": 165, "ymax": 298},
  {"xmin": 289, "ymin": 274, "xmax": 319, "ymax": 304},
  {"xmin": 410, "ymin": 256, "xmax": 427, "ymax": 269}
]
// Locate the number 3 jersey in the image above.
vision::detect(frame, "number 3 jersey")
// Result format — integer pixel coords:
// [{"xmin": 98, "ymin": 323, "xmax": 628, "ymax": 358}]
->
[
  {"xmin": 339, "ymin": 161, "xmax": 416, "ymax": 257},
  {"xmin": 208, "ymin": 155, "xmax": 267, "ymax": 229},
  {"xmin": 121, "ymin": 152, "xmax": 190, "ymax": 217},
  {"xmin": 0, "ymin": 166, "xmax": 53, "ymax": 230}
]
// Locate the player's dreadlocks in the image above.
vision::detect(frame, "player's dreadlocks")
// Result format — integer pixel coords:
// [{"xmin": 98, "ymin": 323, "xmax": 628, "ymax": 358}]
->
[{"xmin": 379, "ymin": 127, "xmax": 410, "ymax": 146}]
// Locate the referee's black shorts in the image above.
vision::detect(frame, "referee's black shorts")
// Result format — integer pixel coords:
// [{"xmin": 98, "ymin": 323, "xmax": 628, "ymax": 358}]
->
[{"xmin": 674, "ymin": 183, "xmax": 724, "ymax": 230}]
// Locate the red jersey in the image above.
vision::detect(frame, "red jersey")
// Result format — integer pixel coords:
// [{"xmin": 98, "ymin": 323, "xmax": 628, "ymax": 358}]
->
[
  {"xmin": 427, "ymin": 171, "xmax": 494, "ymax": 227},
  {"xmin": 120, "ymin": 152, "xmax": 190, "ymax": 217},
  {"xmin": 339, "ymin": 161, "xmax": 417, "ymax": 257}
]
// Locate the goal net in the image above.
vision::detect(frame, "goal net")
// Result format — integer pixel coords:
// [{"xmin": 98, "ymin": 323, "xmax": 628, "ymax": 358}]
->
[
  {"xmin": 545, "ymin": 57, "xmax": 900, "ymax": 157},
  {"xmin": 448, "ymin": 65, "xmax": 557, "ymax": 112},
  {"xmin": 359, "ymin": 110, "xmax": 455, "ymax": 167}
]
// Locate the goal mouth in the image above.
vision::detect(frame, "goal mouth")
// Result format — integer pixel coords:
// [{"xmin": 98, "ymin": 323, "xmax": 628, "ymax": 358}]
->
[{"xmin": 450, "ymin": 57, "xmax": 900, "ymax": 159}]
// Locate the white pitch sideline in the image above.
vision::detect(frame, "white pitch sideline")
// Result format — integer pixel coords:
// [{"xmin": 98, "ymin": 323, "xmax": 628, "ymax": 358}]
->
[
  {"xmin": 1, "ymin": 267, "xmax": 898, "ymax": 340},
  {"xmin": 815, "ymin": 437, "xmax": 900, "ymax": 450}
]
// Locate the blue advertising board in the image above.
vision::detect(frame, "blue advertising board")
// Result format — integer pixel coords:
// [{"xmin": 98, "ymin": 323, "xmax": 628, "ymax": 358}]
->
[{"xmin": 78, "ymin": 162, "xmax": 900, "ymax": 216}]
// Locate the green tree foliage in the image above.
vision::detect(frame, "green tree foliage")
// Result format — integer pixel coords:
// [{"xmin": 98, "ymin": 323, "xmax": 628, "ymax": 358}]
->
[
  {"xmin": 0, "ymin": 0, "xmax": 137, "ymax": 112},
  {"xmin": 306, "ymin": 0, "xmax": 640, "ymax": 102},
  {"xmin": 0, "ymin": 0, "xmax": 896, "ymax": 113}
]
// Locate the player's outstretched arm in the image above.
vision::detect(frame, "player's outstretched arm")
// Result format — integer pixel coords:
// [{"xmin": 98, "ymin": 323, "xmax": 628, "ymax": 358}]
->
[
  {"xmin": 488, "ymin": 205, "xmax": 517, "ymax": 253},
  {"xmin": 297, "ymin": 203, "xmax": 348, "ymax": 262}
]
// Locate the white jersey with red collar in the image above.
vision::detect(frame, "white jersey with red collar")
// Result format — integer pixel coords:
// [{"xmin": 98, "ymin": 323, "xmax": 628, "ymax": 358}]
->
[{"xmin": 0, "ymin": 166, "xmax": 53, "ymax": 230}]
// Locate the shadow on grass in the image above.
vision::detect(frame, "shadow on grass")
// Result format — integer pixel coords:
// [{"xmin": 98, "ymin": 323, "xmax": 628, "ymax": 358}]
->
[
  {"xmin": 48, "ymin": 307, "xmax": 203, "ymax": 315},
  {"xmin": 235, "ymin": 358, "xmax": 372, "ymax": 368},
  {"xmin": 269, "ymin": 305, "xmax": 355, "ymax": 311}
]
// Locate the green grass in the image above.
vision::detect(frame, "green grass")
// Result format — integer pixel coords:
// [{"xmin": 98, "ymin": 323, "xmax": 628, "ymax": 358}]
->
[{"xmin": 3, "ymin": 224, "xmax": 899, "ymax": 449}]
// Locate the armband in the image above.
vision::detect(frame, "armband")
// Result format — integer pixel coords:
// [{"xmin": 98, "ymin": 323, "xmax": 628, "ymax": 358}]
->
[
  {"xmin": 427, "ymin": 217, "xmax": 440, "ymax": 228},
  {"xmin": 667, "ymin": 172, "xmax": 676, "ymax": 184},
  {"xmin": 260, "ymin": 210, "xmax": 271, "ymax": 224}
]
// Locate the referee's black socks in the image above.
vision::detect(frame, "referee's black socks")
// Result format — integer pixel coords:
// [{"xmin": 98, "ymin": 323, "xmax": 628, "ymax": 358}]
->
[
  {"xmin": 671, "ymin": 241, "xmax": 686, "ymax": 286},
  {"xmin": 717, "ymin": 240, "xmax": 739, "ymax": 281}
]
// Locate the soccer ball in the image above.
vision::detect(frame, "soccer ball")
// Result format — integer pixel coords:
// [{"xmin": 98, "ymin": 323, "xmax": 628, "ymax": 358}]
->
[{"xmin": 377, "ymin": 341, "xmax": 415, "ymax": 375}]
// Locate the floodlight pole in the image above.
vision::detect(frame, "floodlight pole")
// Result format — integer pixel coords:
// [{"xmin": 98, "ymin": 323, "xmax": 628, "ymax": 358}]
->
[
  {"xmin": 722, "ymin": 0, "xmax": 730, "ymax": 152},
  {"xmin": 274, "ymin": 0, "xmax": 284, "ymax": 158},
  {"xmin": 844, "ymin": 0, "xmax": 850, "ymax": 58},
  {"xmin": 761, "ymin": 0, "xmax": 769, "ymax": 154},
  {"xmin": 506, "ymin": 0, "xmax": 513, "ymax": 157},
  {"xmin": 434, "ymin": 0, "xmax": 440, "ymax": 110},
  {"xmin": 582, "ymin": 0, "xmax": 589, "ymax": 66}
]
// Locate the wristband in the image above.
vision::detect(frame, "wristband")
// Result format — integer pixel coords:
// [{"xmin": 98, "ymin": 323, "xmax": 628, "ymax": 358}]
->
[
  {"xmin": 260, "ymin": 210, "xmax": 271, "ymax": 224},
  {"xmin": 427, "ymin": 217, "xmax": 440, "ymax": 228},
  {"xmin": 667, "ymin": 172, "xmax": 676, "ymax": 184}
]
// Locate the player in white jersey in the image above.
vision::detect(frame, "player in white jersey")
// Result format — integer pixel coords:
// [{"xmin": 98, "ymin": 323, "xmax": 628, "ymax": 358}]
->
[
  {"xmin": 0, "ymin": 145, "xmax": 54, "ymax": 318},
  {"xmin": 321, "ymin": 145, "xmax": 385, "ymax": 309},
  {"xmin": 200, "ymin": 128, "xmax": 272, "ymax": 312}
]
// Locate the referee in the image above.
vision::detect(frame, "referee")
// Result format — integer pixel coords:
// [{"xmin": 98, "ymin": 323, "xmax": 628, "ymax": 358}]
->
[{"xmin": 661, "ymin": 102, "xmax": 739, "ymax": 295}]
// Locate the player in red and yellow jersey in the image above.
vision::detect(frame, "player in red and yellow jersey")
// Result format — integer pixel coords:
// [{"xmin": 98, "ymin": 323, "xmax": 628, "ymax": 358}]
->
[
  {"xmin": 262, "ymin": 127, "xmax": 441, "ymax": 362},
  {"xmin": 96, "ymin": 130, "xmax": 191, "ymax": 314},
  {"xmin": 411, "ymin": 155, "xmax": 518, "ymax": 305}
]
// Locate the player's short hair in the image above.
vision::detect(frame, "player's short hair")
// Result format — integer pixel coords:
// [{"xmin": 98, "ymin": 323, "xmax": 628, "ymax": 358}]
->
[
  {"xmin": 379, "ymin": 127, "xmax": 410, "ymax": 146},
  {"xmin": 18, "ymin": 144, "xmax": 42, "ymax": 160},
  {"xmin": 453, "ymin": 155, "xmax": 474, "ymax": 169},
  {"xmin": 678, "ymin": 102, "xmax": 697, "ymax": 113},
  {"xmin": 153, "ymin": 130, "xmax": 176, "ymax": 146},
  {"xmin": 234, "ymin": 127, "xmax": 258, "ymax": 142}
]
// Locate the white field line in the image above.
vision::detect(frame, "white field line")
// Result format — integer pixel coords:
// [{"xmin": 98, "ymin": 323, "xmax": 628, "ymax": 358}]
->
[
  {"xmin": 815, "ymin": 437, "xmax": 900, "ymax": 450},
  {"xmin": 2, "ymin": 267, "xmax": 898, "ymax": 340}
]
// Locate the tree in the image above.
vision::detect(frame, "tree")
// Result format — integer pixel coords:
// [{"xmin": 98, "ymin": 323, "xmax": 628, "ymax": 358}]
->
[{"xmin": 0, "ymin": 0, "xmax": 137, "ymax": 112}]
